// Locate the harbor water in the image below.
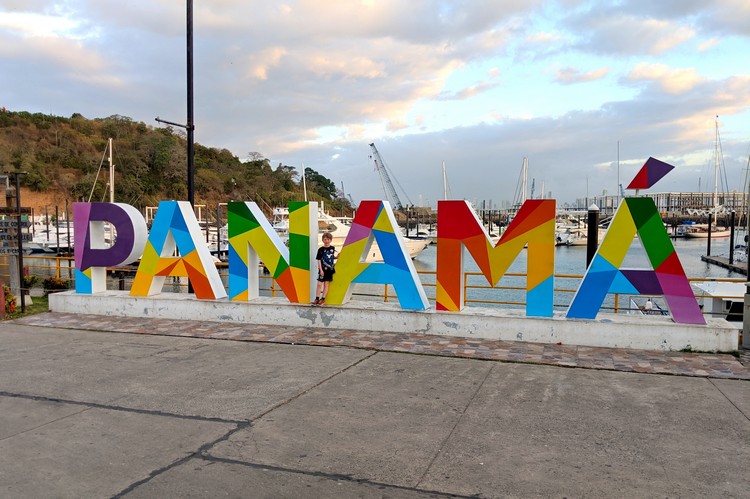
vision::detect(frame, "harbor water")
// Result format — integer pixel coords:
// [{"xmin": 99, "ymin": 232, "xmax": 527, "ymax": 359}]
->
[
  {"xmin": 405, "ymin": 234, "xmax": 747, "ymax": 313},
  {"xmin": 23, "ymin": 232, "xmax": 747, "ymax": 314}
]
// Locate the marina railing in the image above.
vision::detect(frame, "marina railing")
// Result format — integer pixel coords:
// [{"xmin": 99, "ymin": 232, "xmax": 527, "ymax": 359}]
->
[{"xmin": 4, "ymin": 255, "xmax": 746, "ymax": 319}]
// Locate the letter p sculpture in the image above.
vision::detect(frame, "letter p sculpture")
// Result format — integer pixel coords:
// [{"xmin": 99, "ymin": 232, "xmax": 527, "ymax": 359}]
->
[{"xmin": 73, "ymin": 203, "xmax": 148, "ymax": 294}]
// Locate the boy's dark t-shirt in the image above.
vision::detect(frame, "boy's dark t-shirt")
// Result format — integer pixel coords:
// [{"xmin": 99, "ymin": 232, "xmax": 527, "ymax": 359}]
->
[{"xmin": 316, "ymin": 245, "xmax": 336, "ymax": 281}]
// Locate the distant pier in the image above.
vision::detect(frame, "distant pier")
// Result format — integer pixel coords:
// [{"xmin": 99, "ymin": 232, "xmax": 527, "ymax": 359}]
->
[{"xmin": 701, "ymin": 255, "xmax": 748, "ymax": 276}]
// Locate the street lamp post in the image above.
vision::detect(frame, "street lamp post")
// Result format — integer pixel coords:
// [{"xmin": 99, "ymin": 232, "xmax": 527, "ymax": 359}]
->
[
  {"xmin": 155, "ymin": 0, "xmax": 195, "ymax": 294},
  {"xmin": 7, "ymin": 170, "xmax": 27, "ymax": 313},
  {"xmin": 186, "ymin": 0, "xmax": 194, "ymax": 207},
  {"xmin": 156, "ymin": 0, "xmax": 194, "ymax": 207}
]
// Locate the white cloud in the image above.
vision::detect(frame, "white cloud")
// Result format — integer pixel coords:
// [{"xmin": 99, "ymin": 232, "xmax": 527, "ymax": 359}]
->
[
  {"xmin": 1, "ymin": 0, "xmax": 749, "ymax": 206},
  {"xmin": 245, "ymin": 47, "xmax": 288, "ymax": 81},
  {"xmin": 0, "ymin": 11, "xmax": 79, "ymax": 38},
  {"xmin": 572, "ymin": 16, "xmax": 695, "ymax": 56},
  {"xmin": 526, "ymin": 31, "xmax": 562, "ymax": 44},
  {"xmin": 698, "ymin": 38, "xmax": 719, "ymax": 51},
  {"xmin": 436, "ymin": 79, "xmax": 501, "ymax": 101},
  {"xmin": 555, "ymin": 66, "xmax": 609, "ymax": 84},
  {"xmin": 386, "ymin": 119, "xmax": 409, "ymax": 132},
  {"xmin": 703, "ymin": 0, "xmax": 750, "ymax": 36},
  {"xmin": 627, "ymin": 63, "xmax": 703, "ymax": 94}
]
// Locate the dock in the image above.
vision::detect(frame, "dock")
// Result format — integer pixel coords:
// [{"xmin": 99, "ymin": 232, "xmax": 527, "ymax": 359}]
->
[{"xmin": 701, "ymin": 254, "xmax": 748, "ymax": 276}]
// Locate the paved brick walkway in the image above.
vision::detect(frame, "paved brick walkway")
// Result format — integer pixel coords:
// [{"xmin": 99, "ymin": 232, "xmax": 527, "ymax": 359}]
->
[{"xmin": 12, "ymin": 312, "xmax": 750, "ymax": 380}]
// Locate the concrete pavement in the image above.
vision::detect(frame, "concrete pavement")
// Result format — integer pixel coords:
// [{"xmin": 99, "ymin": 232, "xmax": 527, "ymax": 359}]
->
[
  {"xmin": 0, "ymin": 320, "xmax": 748, "ymax": 498},
  {"xmin": 14, "ymin": 312, "xmax": 750, "ymax": 379}
]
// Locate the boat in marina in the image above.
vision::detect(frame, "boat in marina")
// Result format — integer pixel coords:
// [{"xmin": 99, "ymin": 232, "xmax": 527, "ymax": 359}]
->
[
  {"xmin": 29, "ymin": 137, "xmax": 117, "ymax": 254},
  {"xmin": 30, "ymin": 217, "xmax": 75, "ymax": 253},
  {"xmin": 683, "ymin": 223, "xmax": 731, "ymax": 239},
  {"xmin": 0, "ymin": 221, "xmax": 57, "ymax": 255},
  {"xmin": 626, "ymin": 281, "xmax": 744, "ymax": 322},
  {"xmin": 325, "ymin": 213, "xmax": 430, "ymax": 261},
  {"xmin": 693, "ymin": 281, "xmax": 745, "ymax": 322},
  {"xmin": 201, "ymin": 224, "xmax": 228, "ymax": 259},
  {"xmin": 685, "ymin": 116, "xmax": 733, "ymax": 239},
  {"xmin": 628, "ymin": 297, "xmax": 669, "ymax": 316},
  {"xmin": 272, "ymin": 205, "xmax": 430, "ymax": 261},
  {"xmin": 554, "ymin": 214, "xmax": 607, "ymax": 246},
  {"xmin": 555, "ymin": 225, "xmax": 607, "ymax": 246}
]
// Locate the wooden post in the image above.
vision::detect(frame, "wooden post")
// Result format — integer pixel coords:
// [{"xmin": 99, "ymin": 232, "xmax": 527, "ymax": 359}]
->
[
  {"xmin": 11, "ymin": 171, "xmax": 25, "ymax": 312},
  {"xmin": 586, "ymin": 204, "xmax": 600, "ymax": 267},
  {"xmin": 729, "ymin": 211, "xmax": 736, "ymax": 265}
]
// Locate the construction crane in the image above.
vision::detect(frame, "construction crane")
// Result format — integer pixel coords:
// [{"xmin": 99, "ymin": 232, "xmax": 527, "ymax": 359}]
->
[
  {"xmin": 340, "ymin": 181, "xmax": 357, "ymax": 209},
  {"xmin": 369, "ymin": 143, "xmax": 409, "ymax": 211}
]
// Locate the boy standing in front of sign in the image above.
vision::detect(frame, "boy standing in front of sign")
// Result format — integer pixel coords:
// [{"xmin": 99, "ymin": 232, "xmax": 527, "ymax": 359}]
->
[{"xmin": 314, "ymin": 232, "xmax": 335, "ymax": 305}]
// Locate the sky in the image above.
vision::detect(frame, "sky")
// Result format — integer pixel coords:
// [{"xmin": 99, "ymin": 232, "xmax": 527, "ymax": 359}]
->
[{"xmin": 2, "ymin": 0, "xmax": 750, "ymax": 209}]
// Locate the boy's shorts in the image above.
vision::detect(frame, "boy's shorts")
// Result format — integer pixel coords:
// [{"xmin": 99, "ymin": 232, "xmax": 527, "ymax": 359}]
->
[{"xmin": 318, "ymin": 268, "xmax": 334, "ymax": 282}]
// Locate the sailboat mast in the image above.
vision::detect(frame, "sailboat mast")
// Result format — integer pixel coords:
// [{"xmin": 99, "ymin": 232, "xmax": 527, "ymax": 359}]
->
[
  {"xmin": 714, "ymin": 115, "xmax": 719, "ymax": 211},
  {"xmin": 108, "ymin": 138, "xmax": 114, "ymax": 203},
  {"xmin": 442, "ymin": 161, "xmax": 447, "ymax": 200},
  {"xmin": 301, "ymin": 162, "xmax": 308, "ymax": 201},
  {"xmin": 521, "ymin": 157, "xmax": 528, "ymax": 204}
]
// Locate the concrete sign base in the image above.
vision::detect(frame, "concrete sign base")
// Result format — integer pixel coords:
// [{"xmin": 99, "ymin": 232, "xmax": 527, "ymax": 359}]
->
[{"xmin": 49, "ymin": 291, "xmax": 740, "ymax": 352}]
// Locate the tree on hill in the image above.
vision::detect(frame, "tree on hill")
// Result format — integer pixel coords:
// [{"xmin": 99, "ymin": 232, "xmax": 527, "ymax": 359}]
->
[{"xmin": 0, "ymin": 110, "xmax": 353, "ymax": 217}]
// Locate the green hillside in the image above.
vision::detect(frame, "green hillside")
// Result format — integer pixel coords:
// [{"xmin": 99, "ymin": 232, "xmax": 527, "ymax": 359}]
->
[{"xmin": 0, "ymin": 109, "xmax": 352, "ymax": 216}]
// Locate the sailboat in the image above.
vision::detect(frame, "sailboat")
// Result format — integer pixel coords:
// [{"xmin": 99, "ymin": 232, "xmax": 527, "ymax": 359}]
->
[
  {"xmin": 554, "ymin": 215, "xmax": 607, "ymax": 246},
  {"xmin": 28, "ymin": 134, "xmax": 119, "ymax": 254},
  {"xmin": 682, "ymin": 223, "xmax": 730, "ymax": 238},
  {"xmin": 33, "ymin": 138, "xmax": 115, "ymax": 252},
  {"xmin": 685, "ymin": 116, "xmax": 731, "ymax": 239}
]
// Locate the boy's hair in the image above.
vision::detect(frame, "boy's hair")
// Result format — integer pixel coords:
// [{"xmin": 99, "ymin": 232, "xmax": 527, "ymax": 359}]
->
[{"xmin": 322, "ymin": 232, "xmax": 333, "ymax": 241}]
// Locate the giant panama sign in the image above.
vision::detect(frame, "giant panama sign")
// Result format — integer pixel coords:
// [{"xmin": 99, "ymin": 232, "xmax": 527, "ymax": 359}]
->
[{"xmin": 71, "ymin": 158, "xmax": 705, "ymax": 325}]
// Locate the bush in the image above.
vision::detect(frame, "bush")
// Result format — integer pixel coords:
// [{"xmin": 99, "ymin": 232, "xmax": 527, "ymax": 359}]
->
[
  {"xmin": 42, "ymin": 276, "xmax": 70, "ymax": 292},
  {"xmin": 22, "ymin": 274, "xmax": 40, "ymax": 289},
  {"xmin": 3, "ymin": 284, "xmax": 16, "ymax": 315}
]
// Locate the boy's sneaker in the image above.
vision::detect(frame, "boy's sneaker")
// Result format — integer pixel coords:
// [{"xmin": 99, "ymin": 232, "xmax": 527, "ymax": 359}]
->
[
  {"xmin": 319, "ymin": 297, "xmax": 325, "ymax": 304},
  {"xmin": 313, "ymin": 298, "xmax": 320, "ymax": 305}
]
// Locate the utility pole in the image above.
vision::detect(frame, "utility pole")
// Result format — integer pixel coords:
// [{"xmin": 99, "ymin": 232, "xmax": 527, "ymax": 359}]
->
[
  {"xmin": 5, "ymin": 169, "xmax": 27, "ymax": 313},
  {"xmin": 186, "ymin": 0, "xmax": 194, "ymax": 207},
  {"xmin": 154, "ymin": 0, "xmax": 195, "ymax": 293},
  {"xmin": 156, "ymin": 0, "xmax": 195, "ymax": 207},
  {"xmin": 617, "ymin": 140, "xmax": 620, "ymax": 208}
]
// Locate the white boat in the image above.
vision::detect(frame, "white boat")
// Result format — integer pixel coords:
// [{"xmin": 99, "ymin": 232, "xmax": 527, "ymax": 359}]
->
[
  {"xmin": 685, "ymin": 116, "xmax": 734, "ymax": 239},
  {"xmin": 31, "ymin": 137, "xmax": 119, "ymax": 254},
  {"xmin": 2, "ymin": 217, "xmax": 57, "ymax": 255},
  {"xmin": 628, "ymin": 297, "xmax": 669, "ymax": 316},
  {"xmin": 414, "ymin": 222, "xmax": 436, "ymax": 243},
  {"xmin": 554, "ymin": 216, "xmax": 606, "ymax": 246},
  {"xmin": 683, "ymin": 223, "xmax": 731, "ymax": 239},
  {"xmin": 626, "ymin": 282, "xmax": 744, "ymax": 322},
  {"xmin": 271, "ymin": 206, "xmax": 290, "ymax": 234},
  {"xmin": 31, "ymin": 220, "xmax": 75, "ymax": 253},
  {"xmin": 272, "ymin": 206, "xmax": 429, "ymax": 261},
  {"xmin": 693, "ymin": 281, "xmax": 744, "ymax": 321},
  {"xmin": 317, "ymin": 210, "xmax": 430, "ymax": 261},
  {"xmin": 200, "ymin": 224, "xmax": 229, "ymax": 259}
]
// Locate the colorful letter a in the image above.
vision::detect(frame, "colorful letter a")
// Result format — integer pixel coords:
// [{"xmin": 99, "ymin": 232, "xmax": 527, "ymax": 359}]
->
[
  {"xmin": 567, "ymin": 197, "xmax": 704, "ymax": 324},
  {"xmin": 131, "ymin": 201, "xmax": 226, "ymax": 299}
]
